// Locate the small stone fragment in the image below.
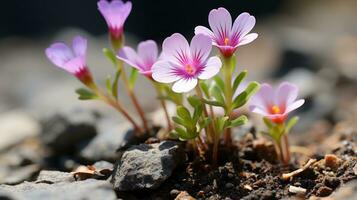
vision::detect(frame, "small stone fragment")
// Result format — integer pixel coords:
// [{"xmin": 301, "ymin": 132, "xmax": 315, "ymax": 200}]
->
[
  {"xmin": 170, "ymin": 189, "xmax": 180, "ymax": 196},
  {"xmin": 324, "ymin": 154, "xmax": 342, "ymax": 171},
  {"xmin": 111, "ymin": 141, "xmax": 185, "ymax": 191},
  {"xmin": 288, "ymin": 185, "xmax": 306, "ymax": 195},
  {"xmin": 225, "ymin": 183, "xmax": 234, "ymax": 189},
  {"xmin": 36, "ymin": 170, "xmax": 74, "ymax": 184},
  {"xmin": 316, "ymin": 186, "xmax": 333, "ymax": 197},
  {"xmin": 175, "ymin": 191, "xmax": 196, "ymax": 200},
  {"xmin": 243, "ymin": 185, "xmax": 253, "ymax": 191}
]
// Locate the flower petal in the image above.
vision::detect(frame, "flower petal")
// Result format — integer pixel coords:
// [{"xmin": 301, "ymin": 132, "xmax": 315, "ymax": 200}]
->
[
  {"xmin": 249, "ymin": 105, "xmax": 269, "ymax": 116},
  {"xmin": 198, "ymin": 56, "xmax": 222, "ymax": 79},
  {"xmin": 172, "ymin": 78, "xmax": 198, "ymax": 93},
  {"xmin": 72, "ymin": 36, "xmax": 87, "ymax": 58},
  {"xmin": 194, "ymin": 26, "xmax": 215, "ymax": 42},
  {"xmin": 190, "ymin": 34, "xmax": 212, "ymax": 62},
  {"xmin": 208, "ymin": 8, "xmax": 232, "ymax": 42},
  {"xmin": 97, "ymin": 0, "xmax": 132, "ymax": 28},
  {"xmin": 249, "ymin": 83, "xmax": 274, "ymax": 110},
  {"xmin": 137, "ymin": 40, "xmax": 158, "ymax": 71},
  {"xmin": 275, "ymin": 82, "xmax": 299, "ymax": 107},
  {"xmin": 232, "ymin": 12, "xmax": 256, "ymax": 39},
  {"xmin": 237, "ymin": 33, "xmax": 258, "ymax": 46},
  {"xmin": 285, "ymin": 99, "xmax": 305, "ymax": 114},
  {"xmin": 152, "ymin": 61, "xmax": 180, "ymax": 83},
  {"xmin": 162, "ymin": 33, "xmax": 190, "ymax": 65},
  {"xmin": 117, "ymin": 46, "xmax": 141, "ymax": 70},
  {"xmin": 63, "ymin": 56, "xmax": 86, "ymax": 74},
  {"xmin": 45, "ymin": 43, "xmax": 74, "ymax": 68}
]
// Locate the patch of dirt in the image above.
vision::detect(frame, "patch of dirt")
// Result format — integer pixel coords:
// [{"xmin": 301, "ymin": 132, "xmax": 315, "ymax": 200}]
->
[{"xmin": 119, "ymin": 131, "xmax": 356, "ymax": 200}]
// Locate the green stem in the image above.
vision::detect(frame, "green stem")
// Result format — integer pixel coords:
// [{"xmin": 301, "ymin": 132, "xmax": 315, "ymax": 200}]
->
[
  {"xmin": 222, "ymin": 56, "xmax": 235, "ymax": 145},
  {"xmin": 152, "ymin": 82, "xmax": 172, "ymax": 131},
  {"xmin": 88, "ymin": 83, "xmax": 143, "ymax": 134},
  {"xmin": 117, "ymin": 61, "xmax": 149, "ymax": 133}
]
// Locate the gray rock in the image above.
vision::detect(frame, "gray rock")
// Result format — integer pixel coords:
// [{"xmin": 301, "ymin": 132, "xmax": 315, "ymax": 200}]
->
[
  {"xmin": 41, "ymin": 109, "xmax": 97, "ymax": 154},
  {"xmin": 111, "ymin": 140, "xmax": 186, "ymax": 191},
  {"xmin": 0, "ymin": 179, "xmax": 116, "ymax": 200},
  {"xmin": 79, "ymin": 121, "xmax": 135, "ymax": 162},
  {"xmin": 35, "ymin": 170, "xmax": 74, "ymax": 184},
  {"xmin": 0, "ymin": 164, "xmax": 40, "ymax": 185},
  {"xmin": 0, "ymin": 111, "xmax": 40, "ymax": 151}
]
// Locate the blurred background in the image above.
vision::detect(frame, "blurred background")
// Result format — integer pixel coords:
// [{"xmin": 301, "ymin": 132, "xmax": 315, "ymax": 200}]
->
[{"xmin": 0, "ymin": 0, "xmax": 357, "ymax": 144}]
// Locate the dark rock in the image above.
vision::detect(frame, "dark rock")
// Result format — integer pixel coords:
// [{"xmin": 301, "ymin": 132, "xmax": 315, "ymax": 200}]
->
[
  {"xmin": 316, "ymin": 186, "xmax": 333, "ymax": 197},
  {"xmin": 111, "ymin": 140, "xmax": 186, "ymax": 191},
  {"xmin": 79, "ymin": 122, "xmax": 135, "ymax": 162},
  {"xmin": 41, "ymin": 110, "xmax": 97, "ymax": 155},
  {"xmin": 35, "ymin": 170, "xmax": 74, "ymax": 184},
  {"xmin": 0, "ymin": 179, "xmax": 116, "ymax": 200}
]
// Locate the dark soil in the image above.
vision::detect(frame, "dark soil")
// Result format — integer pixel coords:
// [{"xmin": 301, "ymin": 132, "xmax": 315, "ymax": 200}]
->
[{"xmin": 118, "ymin": 131, "xmax": 356, "ymax": 200}]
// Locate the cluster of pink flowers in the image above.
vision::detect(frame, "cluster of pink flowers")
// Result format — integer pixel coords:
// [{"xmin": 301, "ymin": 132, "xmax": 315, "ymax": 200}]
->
[{"xmin": 45, "ymin": 0, "xmax": 305, "ymax": 164}]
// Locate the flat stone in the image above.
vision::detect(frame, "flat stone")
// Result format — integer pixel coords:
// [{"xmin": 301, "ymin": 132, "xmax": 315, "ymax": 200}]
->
[
  {"xmin": 0, "ymin": 164, "xmax": 40, "ymax": 185},
  {"xmin": 0, "ymin": 179, "xmax": 116, "ymax": 200},
  {"xmin": 40, "ymin": 109, "xmax": 97, "ymax": 154},
  {"xmin": 111, "ymin": 140, "xmax": 186, "ymax": 191},
  {"xmin": 35, "ymin": 170, "xmax": 74, "ymax": 184},
  {"xmin": 0, "ymin": 111, "xmax": 40, "ymax": 151},
  {"xmin": 79, "ymin": 121, "xmax": 135, "ymax": 162}
]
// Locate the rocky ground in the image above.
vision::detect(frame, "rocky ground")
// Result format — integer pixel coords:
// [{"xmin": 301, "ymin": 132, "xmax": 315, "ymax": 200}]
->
[{"xmin": 0, "ymin": 0, "xmax": 357, "ymax": 199}]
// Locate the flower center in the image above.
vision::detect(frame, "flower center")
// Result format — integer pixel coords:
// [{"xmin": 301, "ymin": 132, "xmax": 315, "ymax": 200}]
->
[
  {"xmin": 271, "ymin": 105, "xmax": 280, "ymax": 114},
  {"xmin": 185, "ymin": 64, "xmax": 195, "ymax": 75},
  {"xmin": 224, "ymin": 37, "xmax": 229, "ymax": 45}
]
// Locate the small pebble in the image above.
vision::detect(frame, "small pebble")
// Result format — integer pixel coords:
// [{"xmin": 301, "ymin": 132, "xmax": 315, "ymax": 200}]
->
[
  {"xmin": 175, "ymin": 191, "xmax": 196, "ymax": 200},
  {"xmin": 316, "ymin": 186, "xmax": 333, "ymax": 197},
  {"xmin": 225, "ymin": 183, "xmax": 234, "ymax": 189},
  {"xmin": 288, "ymin": 185, "xmax": 306, "ymax": 195},
  {"xmin": 170, "ymin": 189, "xmax": 180, "ymax": 196}
]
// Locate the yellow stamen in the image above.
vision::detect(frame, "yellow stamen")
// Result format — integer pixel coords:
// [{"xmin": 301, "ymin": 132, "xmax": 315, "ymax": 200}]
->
[
  {"xmin": 272, "ymin": 105, "xmax": 280, "ymax": 114},
  {"xmin": 224, "ymin": 37, "xmax": 229, "ymax": 45},
  {"xmin": 185, "ymin": 64, "xmax": 195, "ymax": 75}
]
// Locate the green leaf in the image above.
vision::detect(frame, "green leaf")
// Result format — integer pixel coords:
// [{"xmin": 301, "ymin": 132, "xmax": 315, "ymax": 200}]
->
[
  {"xmin": 199, "ymin": 117, "xmax": 211, "ymax": 132},
  {"xmin": 202, "ymin": 99, "xmax": 225, "ymax": 108},
  {"xmin": 102, "ymin": 48, "xmax": 117, "ymax": 67},
  {"xmin": 216, "ymin": 116, "xmax": 229, "ymax": 133},
  {"xmin": 112, "ymin": 68, "xmax": 121, "ymax": 99},
  {"xmin": 263, "ymin": 117, "xmax": 273, "ymax": 129},
  {"xmin": 285, "ymin": 116, "xmax": 299, "ymax": 133},
  {"xmin": 192, "ymin": 104, "xmax": 203, "ymax": 122},
  {"xmin": 213, "ymin": 76, "xmax": 225, "ymax": 92},
  {"xmin": 232, "ymin": 70, "xmax": 247, "ymax": 92},
  {"xmin": 105, "ymin": 76, "xmax": 112, "ymax": 95},
  {"xmin": 232, "ymin": 81, "xmax": 260, "ymax": 109},
  {"xmin": 199, "ymin": 81, "xmax": 210, "ymax": 97},
  {"xmin": 187, "ymin": 95, "xmax": 201, "ymax": 107},
  {"xmin": 227, "ymin": 115, "xmax": 248, "ymax": 128},
  {"xmin": 172, "ymin": 116, "xmax": 191, "ymax": 128},
  {"xmin": 129, "ymin": 68, "xmax": 139, "ymax": 90},
  {"xmin": 209, "ymin": 84, "xmax": 225, "ymax": 104},
  {"xmin": 75, "ymin": 88, "xmax": 98, "ymax": 100},
  {"xmin": 176, "ymin": 106, "xmax": 192, "ymax": 121},
  {"xmin": 174, "ymin": 126, "xmax": 198, "ymax": 141}
]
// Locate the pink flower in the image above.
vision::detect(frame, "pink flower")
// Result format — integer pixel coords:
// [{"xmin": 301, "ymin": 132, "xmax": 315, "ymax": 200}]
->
[
  {"xmin": 152, "ymin": 33, "xmax": 222, "ymax": 93},
  {"xmin": 249, "ymin": 82, "xmax": 305, "ymax": 124},
  {"xmin": 117, "ymin": 40, "xmax": 158, "ymax": 78},
  {"xmin": 195, "ymin": 8, "xmax": 258, "ymax": 57},
  {"xmin": 45, "ymin": 36, "xmax": 93, "ymax": 85},
  {"xmin": 97, "ymin": 0, "xmax": 132, "ymax": 40}
]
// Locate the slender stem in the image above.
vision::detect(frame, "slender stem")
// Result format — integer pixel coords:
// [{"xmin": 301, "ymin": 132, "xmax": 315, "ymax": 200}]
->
[
  {"xmin": 152, "ymin": 82, "xmax": 172, "ymax": 131},
  {"xmin": 277, "ymin": 139, "xmax": 285, "ymax": 164},
  {"xmin": 117, "ymin": 61, "xmax": 149, "ymax": 132},
  {"xmin": 89, "ymin": 84, "xmax": 143, "ymax": 134},
  {"xmin": 222, "ymin": 56, "xmax": 234, "ymax": 145},
  {"xmin": 195, "ymin": 86, "xmax": 213, "ymax": 139},
  {"xmin": 283, "ymin": 134, "xmax": 291, "ymax": 165}
]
